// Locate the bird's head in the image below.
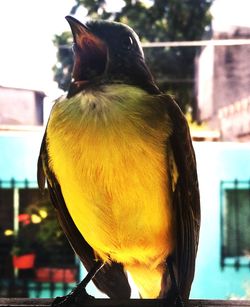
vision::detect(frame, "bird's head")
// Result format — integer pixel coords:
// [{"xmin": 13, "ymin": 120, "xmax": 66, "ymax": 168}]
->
[{"xmin": 65, "ymin": 16, "xmax": 158, "ymax": 97}]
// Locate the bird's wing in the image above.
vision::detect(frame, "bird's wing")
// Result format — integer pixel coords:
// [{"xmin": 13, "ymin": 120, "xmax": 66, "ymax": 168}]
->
[
  {"xmin": 37, "ymin": 133, "xmax": 131, "ymax": 299},
  {"xmin": 161, "ymin": 94, "xmax": 200, "ymax": 300}
]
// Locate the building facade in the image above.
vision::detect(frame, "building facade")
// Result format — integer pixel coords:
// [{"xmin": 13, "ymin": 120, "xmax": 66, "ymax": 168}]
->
[{"xmin": 196, "ymin": 27, "xmax": 250, "ymax": 141}]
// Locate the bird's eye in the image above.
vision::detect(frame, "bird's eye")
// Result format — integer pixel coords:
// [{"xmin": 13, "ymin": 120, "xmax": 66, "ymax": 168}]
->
[{"xmin": 121, "ymin": 35, "xmax": 133, "ymax": 50}]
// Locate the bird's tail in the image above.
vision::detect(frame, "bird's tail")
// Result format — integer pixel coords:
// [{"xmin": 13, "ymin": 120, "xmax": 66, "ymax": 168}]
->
[{"xmin": 125, "ymin": 263, "xmax": 166, "ymax": 298}]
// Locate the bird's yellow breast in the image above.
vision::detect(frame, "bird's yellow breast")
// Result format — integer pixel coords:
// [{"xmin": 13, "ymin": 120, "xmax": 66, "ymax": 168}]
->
[{"xmin": 47, "ymin": 84, "xmax": 175, "ymax": 267}]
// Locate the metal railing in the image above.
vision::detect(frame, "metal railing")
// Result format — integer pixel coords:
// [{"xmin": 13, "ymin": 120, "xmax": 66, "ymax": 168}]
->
[{"xmin": 0, "ymin": 179, "xmax": 80, "ymax": 298}]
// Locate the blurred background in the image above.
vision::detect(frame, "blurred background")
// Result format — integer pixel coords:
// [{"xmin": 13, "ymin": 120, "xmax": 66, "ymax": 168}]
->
[{"xmin": 0, "ymin": 0, "xmax": 250, "ymax": 300}]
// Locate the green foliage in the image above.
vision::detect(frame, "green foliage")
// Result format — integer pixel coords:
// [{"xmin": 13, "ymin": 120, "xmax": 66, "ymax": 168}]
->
[
  {"xmin": 11, "ymin": 223, "xmax": 37, "ymax": 256},
  {"xmin": 53, "ymin": 32, "xmax": 73, "ymax": 91},
  {"xmin": 28, "ymin": 200, "xmax": 65, "ymax": 252},
  {"xmin": 53, "ymin": 0, "xmax": 212, "ymax": 115},
  {"xmin": 11, "ymin": 199, "xmax": 73, "ymax": 265},
  {"xmin": 26, "ymin": 199, "xmax": 73, "ymax": 266}
]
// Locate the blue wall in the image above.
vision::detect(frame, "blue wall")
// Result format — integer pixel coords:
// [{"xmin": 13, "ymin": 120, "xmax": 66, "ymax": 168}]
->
[
  {"xmin": 1, "ymin": 133, "xmax": 250, "ymax": 298},
  {"xmin": 0, "ymin": 131, "xmax": 43, "ymax": 186},
  {"xmin": 191, "ymin": 142, "xmax": 250, "ymax": 299}
]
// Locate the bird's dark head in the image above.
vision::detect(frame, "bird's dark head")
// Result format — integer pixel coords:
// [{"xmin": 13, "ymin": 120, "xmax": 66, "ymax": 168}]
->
[{"xmin": 65, "ymin": 16, "xmax": 158, "ymax": 97}]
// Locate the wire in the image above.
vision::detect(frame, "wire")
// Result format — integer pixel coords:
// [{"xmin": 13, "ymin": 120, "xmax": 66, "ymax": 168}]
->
[
  {"xmin": 58, "ymin": 39, "xmax": 250, "ymax": 50},
  {"xmin": 141, "ymin": 39, "xmax": 250, "ymax": 48}
]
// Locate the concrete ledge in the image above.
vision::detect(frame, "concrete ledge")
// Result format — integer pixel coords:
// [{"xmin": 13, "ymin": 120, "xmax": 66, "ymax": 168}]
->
[{"xmin": 0, "ymin": 298, "xmax": 250, "ymax": 307}]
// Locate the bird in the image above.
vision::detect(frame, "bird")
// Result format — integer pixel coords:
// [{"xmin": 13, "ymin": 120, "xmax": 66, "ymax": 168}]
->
[{"xmin": 38, "ymin": 16, "xmax": 200, "ymax": 306}]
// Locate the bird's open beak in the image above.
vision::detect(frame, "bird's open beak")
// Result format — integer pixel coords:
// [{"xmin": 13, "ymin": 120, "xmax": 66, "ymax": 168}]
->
[{"xmin": 65, "ymin": 16, "xmax": 107, "ymax": 95}]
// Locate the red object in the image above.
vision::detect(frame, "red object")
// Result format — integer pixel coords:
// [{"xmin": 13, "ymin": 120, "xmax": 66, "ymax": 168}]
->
[
  {"xmin": 13, "ymin": 253, "xmax": 36, "ymax": 269},
  {"xmin": 18, "ymin": 214, "xmax": 31, "ymax": 225},
  {"xmin": 35, "ymin": 267, "xmax": 76, "ymax": 283}
]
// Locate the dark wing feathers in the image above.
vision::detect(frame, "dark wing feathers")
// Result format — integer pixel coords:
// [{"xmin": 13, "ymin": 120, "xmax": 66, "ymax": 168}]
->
[
  {"xmin": 37, "ymin": 135, "xmax": 131, "ymax": 299},
  {"xmin": 161, "ymin": 94, "xmax": 200, "ymax": 300}
]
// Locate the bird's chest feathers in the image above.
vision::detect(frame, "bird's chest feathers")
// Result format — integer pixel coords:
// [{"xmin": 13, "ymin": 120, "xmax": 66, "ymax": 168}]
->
[{"xmin": 47, "ymin": 85, "xmax": 174, "ymax": 264}]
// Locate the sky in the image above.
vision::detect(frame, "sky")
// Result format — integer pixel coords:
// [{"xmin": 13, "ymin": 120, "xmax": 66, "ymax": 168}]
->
[
  {"xmin": 0, "ymin": 0, "xmax": 250, "ymax": 99},
  {"xmin": 211, "ymin": 0, "xmax": 250, "ymax": 32},
  {"xmin": 0, "ymin": 0, "xmax": 75, "ymax": 97}
]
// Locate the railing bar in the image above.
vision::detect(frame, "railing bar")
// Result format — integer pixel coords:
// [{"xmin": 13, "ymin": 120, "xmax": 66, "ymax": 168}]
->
[
  {"xmin": 24, "ymin": 178, "xmax": 29, "ymax": 188},
  {"xmin": 223, "ymin": 263, "xmax": 250, "ymax": 267},
  {"xmin": 220, "ymin": 181, "xmax": 225, "ymax": 269},
  {"xmin": 234, "ymin": 179, "xmax": 240, "ymax": 270},
  {"xmin": 0, "ymin": 179, "xmax": 37, "ymax": 187},
  {"xmin": 220, "ymin": 180, "xmax": 249, "ymax": 185}
]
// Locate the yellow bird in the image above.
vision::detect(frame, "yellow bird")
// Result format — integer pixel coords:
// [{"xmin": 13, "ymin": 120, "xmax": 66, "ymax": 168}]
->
[{"xmin": 38, "ymin": 16, "xmax": 200, "ymax": 306}]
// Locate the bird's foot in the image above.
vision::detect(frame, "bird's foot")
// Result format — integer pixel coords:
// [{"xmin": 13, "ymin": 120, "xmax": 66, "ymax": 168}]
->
[
  {"xmin": 51, "ymin": 261, "xmax": 103, "ymax": 306},
  {"xmin": 51, "ymin": 287, "xmax": 94, "ymax": 307},
  {"xmin": 174, "ymin": 295, "xmax": 185, "ymax": 307},
  {"xmin": 162, "ymin": 295, "xmax": 185, "ymax": 307},
  {"xmin": 164, "ymin": 256, "xmax": 185, "ymax": 307}
]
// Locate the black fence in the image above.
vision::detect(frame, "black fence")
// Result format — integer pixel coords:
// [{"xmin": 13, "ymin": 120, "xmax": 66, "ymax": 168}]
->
[
  {"xmin": 0, "ymin": 179, "xmax": 80, "ymax": 298},
  {"xmin": 0, "ymin": 273, "xmax": 78, "ymax": 298}
]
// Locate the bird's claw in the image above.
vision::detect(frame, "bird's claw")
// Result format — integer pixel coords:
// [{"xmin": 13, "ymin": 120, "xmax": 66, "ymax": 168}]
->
[
  {"xmin": 51, "ymin": 288, "xmax": 94, "ymax": 306},
  {"xmin": 175, "ymin": 296, "xmax": 185, "ymax": 307},
  {"xmin": 162, "ymin": 297, "xmax": 185, "ymax": 307}
]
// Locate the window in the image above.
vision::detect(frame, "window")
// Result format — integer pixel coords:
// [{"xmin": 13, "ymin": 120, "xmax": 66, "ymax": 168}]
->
[{"xmin": 220, "ymin": 179, "xmax": 250, "ymax": 270}]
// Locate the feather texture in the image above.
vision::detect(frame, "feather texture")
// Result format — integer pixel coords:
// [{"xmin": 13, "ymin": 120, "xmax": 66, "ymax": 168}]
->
[{"xmin": 46, "ymin": 84, "xmax": 177, "ymax": 297}]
